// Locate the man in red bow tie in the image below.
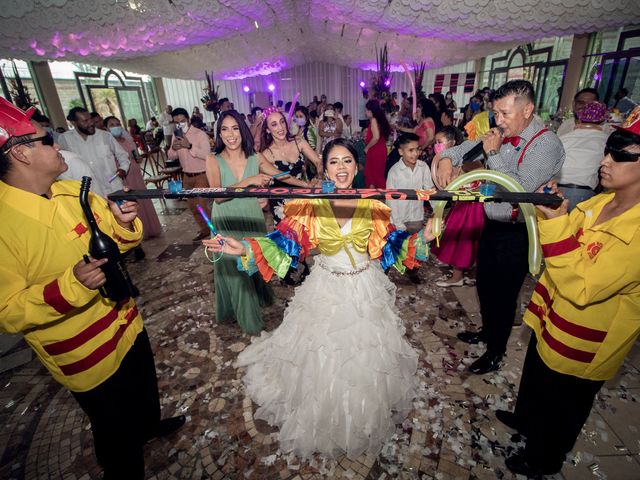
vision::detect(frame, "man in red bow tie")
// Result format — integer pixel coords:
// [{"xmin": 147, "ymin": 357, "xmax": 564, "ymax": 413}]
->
[
  {"xmin": 435, "ymin": 80, "xmax": 565, "ymax": 375},
  {"xmin": 502, "ymin": 135, "xmax": 521, "ymax": 147}
]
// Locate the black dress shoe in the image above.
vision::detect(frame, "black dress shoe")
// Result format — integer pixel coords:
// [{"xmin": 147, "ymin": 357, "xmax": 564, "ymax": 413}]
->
[
  {"xmin": 469, "ymin": 351, "xmax": 503, "ymax": 374},
  {"xmin": 146, "ymin": 415, "xmax": 186, "ymax": 442},
  {"xmin": 133, "ymin": 247, "xmax": 146, "ymax": 262},
  {"xmin": 505, "ymin": 451, "xmax": 562, "ymax": 477},
  {"xmin": 408, "ymin": 273, "xmax": 423, "ymax": 284},
  {"xmin": 495, "ymin": 409, "xmax": 522, "ymax": 431},
  {"xmin": 457, "ymin": 330, "xmax": 486, "ymax": 344}
]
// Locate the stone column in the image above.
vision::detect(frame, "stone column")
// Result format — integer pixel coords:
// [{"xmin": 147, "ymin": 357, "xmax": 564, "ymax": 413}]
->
[
  {"xmin": 558, "ymin": 34, "xmax": 590, "ymax": 110},
  {"xmin": 153, "ymin": 77, "xmax": 168, "ymax": 108},
  {"xmin": 29, "ymin": 61, "xmax": 66, "ymax": 129}
]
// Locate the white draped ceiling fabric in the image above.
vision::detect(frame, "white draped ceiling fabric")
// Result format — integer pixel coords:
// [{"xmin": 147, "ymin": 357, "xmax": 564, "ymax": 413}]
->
[{"xmin": 1, "ymin": 0, "xmax": 638, "ymax": 81}]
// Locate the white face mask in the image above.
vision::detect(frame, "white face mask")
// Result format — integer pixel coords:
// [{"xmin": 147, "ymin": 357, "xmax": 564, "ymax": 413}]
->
[
  {"xmin": 294, "ymin": 117, "xmax": 306, "ymax": 127},
  {"xmin": 177, "ymin": 121, "xmax": 188, "ymax": 130}
]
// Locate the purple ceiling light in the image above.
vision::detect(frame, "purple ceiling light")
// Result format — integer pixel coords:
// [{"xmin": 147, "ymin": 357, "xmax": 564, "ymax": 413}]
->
[
  {"xmin": 268, "ymin": 83, "xmax": 275, "ymax": 92},
  {"xmin": 243, "ymin": 85, "xmax": 250, "ymax": 93}
]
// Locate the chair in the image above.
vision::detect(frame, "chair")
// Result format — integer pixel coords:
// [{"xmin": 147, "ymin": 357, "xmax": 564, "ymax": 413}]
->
[
  {"xmin": 140, "ymin": 132, "xmax": 170, "ymax": 178},
  {"xmin": 144, "ymin": 174, "xmax": 172, "ymax": 190}
]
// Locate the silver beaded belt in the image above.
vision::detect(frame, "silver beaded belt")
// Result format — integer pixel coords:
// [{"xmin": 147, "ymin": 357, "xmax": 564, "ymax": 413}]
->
[{"xmin": 317, "ymin": 260, "xmax": 370, "ymax": 276}]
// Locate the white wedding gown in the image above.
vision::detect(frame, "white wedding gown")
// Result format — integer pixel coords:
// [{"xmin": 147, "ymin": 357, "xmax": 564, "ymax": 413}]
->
[{"xmin": 236, "ymin": 218, "xmax": 419, "ymax": 459}]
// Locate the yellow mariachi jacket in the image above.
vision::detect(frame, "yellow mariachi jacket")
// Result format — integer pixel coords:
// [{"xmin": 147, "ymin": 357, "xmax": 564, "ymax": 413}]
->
[
  {"xmin": 0, "ymin": 180, "xmax": 143, "ymax": 392},
  {"xmin": 524, "ymin": 193, "xmax": 640, "ymax": 381}
]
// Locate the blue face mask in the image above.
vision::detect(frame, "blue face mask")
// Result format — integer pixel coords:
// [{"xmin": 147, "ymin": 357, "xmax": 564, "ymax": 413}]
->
[
  {"xmin": 470, "ymin": 102, "xmax": 481, "ymax": 112},
  {"xmin": 109, "ymin": 126, "xmax": 124, "ymax": 137}
]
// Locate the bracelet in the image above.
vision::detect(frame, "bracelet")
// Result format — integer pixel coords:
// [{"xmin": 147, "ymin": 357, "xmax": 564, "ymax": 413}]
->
[{"xmin": 204, "ymin": 244, "xmax": 224, "ymax": 263}]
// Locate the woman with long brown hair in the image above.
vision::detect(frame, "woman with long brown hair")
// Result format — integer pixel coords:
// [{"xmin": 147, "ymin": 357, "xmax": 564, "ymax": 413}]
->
[
  {"xmin": 363, "ymin": 99, "xmax": 391, "ymax": 188},
  {"xmin": 259, "ymin": 107, "xmax": 322, "ymax": 224}
]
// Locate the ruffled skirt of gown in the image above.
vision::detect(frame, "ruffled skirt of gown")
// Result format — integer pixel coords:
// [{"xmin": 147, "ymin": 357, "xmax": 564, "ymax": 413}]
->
[{"xmin": 236, "ymin": 248, "xmax": 418, "ymax": 459}]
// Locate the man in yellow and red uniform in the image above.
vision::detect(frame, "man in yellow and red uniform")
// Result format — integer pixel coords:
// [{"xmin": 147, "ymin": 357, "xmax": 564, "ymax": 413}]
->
[
  {"xmin": 0, "ymin": 98, "xmax": 184, "ymax": 479},
  {"xmin": 497, "ymin": 106, "xmax": 640, "ymax": 477}
]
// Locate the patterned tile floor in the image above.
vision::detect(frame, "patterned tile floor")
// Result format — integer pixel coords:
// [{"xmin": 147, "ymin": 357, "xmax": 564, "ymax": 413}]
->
[{"xmin": 1, "ymin": 199, "xmax": 639, "ymax": 480}]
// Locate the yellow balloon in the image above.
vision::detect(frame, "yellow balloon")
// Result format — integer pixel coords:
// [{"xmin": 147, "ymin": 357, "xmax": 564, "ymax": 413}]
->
[{"xmin": 432, "ymin": 169, "xmax": 542, "ymax": 275}]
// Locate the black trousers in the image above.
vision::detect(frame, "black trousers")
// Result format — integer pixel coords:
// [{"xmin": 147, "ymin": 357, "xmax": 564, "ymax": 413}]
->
[
  {"xmin": 514, "ymin": 336, "xmax": 604, "ymax": 470},
  {"xmin": 476, "ymin": 219, "xmax": 529, "ymax": 355},
  {"xmin": 73, "ymin": 329, "xmax": 161, "ymax": 480}
]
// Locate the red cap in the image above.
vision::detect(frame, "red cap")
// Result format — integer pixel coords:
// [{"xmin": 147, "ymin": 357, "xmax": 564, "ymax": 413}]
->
[
  {"xmin": 0, "ymin": 97, "xmax": 36, "ymax": 148},
  {"xmin": 613, "ymin": 106, "xmax": 640, "ymax": 137}
]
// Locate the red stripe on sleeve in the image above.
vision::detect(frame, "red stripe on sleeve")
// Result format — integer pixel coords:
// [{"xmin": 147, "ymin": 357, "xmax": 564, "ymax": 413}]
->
[
  {"xmin": 541, "ymin": 329, "xmax": 596, "ymax": 363},
  {"xmin": 529, "ymin": 303, "xmax": 597, "ymax": 364},
  {"xmin": 541, "ymin": 235, "xmax": 581, "ymax": 258},
  {"xmin": 533, "ymin": 283, "xmax": 607, "ymax": 343},
  {"xmin": 58, "ymin": 307, "xmax": 138, "ymax": 376},
  {"xmin": 526, "ymin": 301, "xmax": 545, "ymax": 320},
  {"xmin": 534, "ymin": 282, "xmax": 552, "ymax": 307},
  {"xmin": 43, "ymin": 280, "xmax": 75, "ymax": 314},
  {"xmin": 43, "ymin": 303, "xmax": 125, "ymax": 356},
  {"xmin": 548, "ymin": 308, "xmax": 608, "ymax": 343}
]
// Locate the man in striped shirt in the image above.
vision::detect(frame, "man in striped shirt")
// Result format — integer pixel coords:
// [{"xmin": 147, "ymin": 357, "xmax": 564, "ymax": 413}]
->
[
  {"xmin": 0, "ymin": 98, "xmax": 184, "ymax": 479},
  {"xmin": 499, "ymin": 108, "xmax": 640, "ymax": 477},
  {"xmin": 436, "ymin": 80, "xmax": 565, "ymax": 374}
]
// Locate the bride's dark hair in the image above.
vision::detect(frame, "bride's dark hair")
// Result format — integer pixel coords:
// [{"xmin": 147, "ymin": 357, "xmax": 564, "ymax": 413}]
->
[{"xmin": 322, "ymin": 138, "xmax": 359, "ymax": 170}]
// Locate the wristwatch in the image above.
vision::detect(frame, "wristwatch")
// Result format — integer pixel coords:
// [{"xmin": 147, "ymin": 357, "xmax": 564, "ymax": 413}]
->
[{"xmin": 487, "ymin": 149, "xmax": 499, "ymax": 157}]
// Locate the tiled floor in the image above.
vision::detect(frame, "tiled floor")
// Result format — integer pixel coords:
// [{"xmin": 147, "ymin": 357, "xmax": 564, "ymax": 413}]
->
[{"xmin": 1, "ymin": 198, "xmax": 639, "ymax": 480}]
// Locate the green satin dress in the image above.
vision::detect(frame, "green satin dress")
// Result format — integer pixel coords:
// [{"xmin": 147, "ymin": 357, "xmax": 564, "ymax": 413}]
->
[{"xmin": 211, "ymin": 153, "xmax": 274, "ymax": 334}]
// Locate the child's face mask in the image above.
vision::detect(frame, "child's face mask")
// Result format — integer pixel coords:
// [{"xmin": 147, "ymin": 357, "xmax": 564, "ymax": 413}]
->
[{"xmin": 434, "ymin": 143, "xmax": 446, "ymax": 154}]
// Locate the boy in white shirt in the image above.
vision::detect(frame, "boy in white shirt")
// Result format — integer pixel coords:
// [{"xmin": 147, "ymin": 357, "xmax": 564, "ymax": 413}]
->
[{"xmin": 386, "ymin": 133, "xmax": 434, "ymax": 283}]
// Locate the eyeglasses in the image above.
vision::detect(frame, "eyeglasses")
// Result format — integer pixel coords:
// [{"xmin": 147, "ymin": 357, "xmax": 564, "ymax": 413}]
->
[
  {"xmin": 2, "ymin": 132, "xmax": 55, "ymax": 152},
  {"xmin": 604, "ymin": 145, "xmax": 640, "ymax": 163}
]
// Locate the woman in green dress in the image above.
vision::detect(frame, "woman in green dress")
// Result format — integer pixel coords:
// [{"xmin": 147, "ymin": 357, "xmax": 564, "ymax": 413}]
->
[{"xmin": 206, "ymin": 110, "xmax": 307, "ymax": 334}]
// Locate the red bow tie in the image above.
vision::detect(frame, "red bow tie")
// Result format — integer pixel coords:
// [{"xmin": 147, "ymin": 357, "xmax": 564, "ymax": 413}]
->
[{"xmin": 502, "ymin": 136, "xmax": 521, "ymax": 147}]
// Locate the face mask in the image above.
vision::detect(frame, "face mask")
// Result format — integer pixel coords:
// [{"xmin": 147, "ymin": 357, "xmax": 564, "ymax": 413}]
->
[
  {"xmin": 434, "ymin": 143, "xmax": 446, "ymax": 154},
  {"xmin": 446, "ymin": 95, "xmax": 452, "ymax": 100},
  {"xmin": 470, "ymin": 102, "xmax": 481, "ymax": 112},
  {"xmin": 177, "ymin": 121, "xmax": 188, "ymax": 130},
  {"xmin": 109, "ymin": 126, "xmax": 124, "ymax": 137},
  {"xmin": 294, "ymin": 117, "xmax": 306, "ymax": 127}
]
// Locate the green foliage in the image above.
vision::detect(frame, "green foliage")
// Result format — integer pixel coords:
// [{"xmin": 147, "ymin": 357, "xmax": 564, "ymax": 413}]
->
[{"xmin": 68, "ymin": 98, "xmax": 84, "ymax": 110}]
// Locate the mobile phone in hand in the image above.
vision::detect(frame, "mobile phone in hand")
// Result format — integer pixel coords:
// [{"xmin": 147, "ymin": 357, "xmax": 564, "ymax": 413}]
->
[{"xmin": 174, "ymin": 128, "xmax": 183, "ymax": 138}]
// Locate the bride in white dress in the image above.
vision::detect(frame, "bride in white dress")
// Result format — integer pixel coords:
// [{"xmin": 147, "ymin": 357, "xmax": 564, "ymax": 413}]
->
[{"xmin": 204, "ymin": 138, "xmax": 434, "ymax": 459}]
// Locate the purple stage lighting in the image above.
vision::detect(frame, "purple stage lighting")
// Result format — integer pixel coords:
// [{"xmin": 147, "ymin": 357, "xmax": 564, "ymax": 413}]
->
[
  {"xmin": 384, "ymin": 78, "xmax": 391, "ymax": 87},
  {"xmin": 268, "ymin": 84, "xmax": 275, "ymax": 92},
  {"xmin": 359, "ymin": 81, "xmax": 366, "ymax": 88},
  {"xmin": 243, "ymin": 85, "xmax": 250, "ymax": 93}
]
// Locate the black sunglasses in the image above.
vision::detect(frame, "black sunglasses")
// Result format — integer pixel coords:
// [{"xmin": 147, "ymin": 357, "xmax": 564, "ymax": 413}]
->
[
  {"xmin": 2, "ymin": 132, "xmax": 55, "ymax": 152},
  {"xmin": 604, "ymin": 145, "xmax": 640, "ymax": 163}
]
